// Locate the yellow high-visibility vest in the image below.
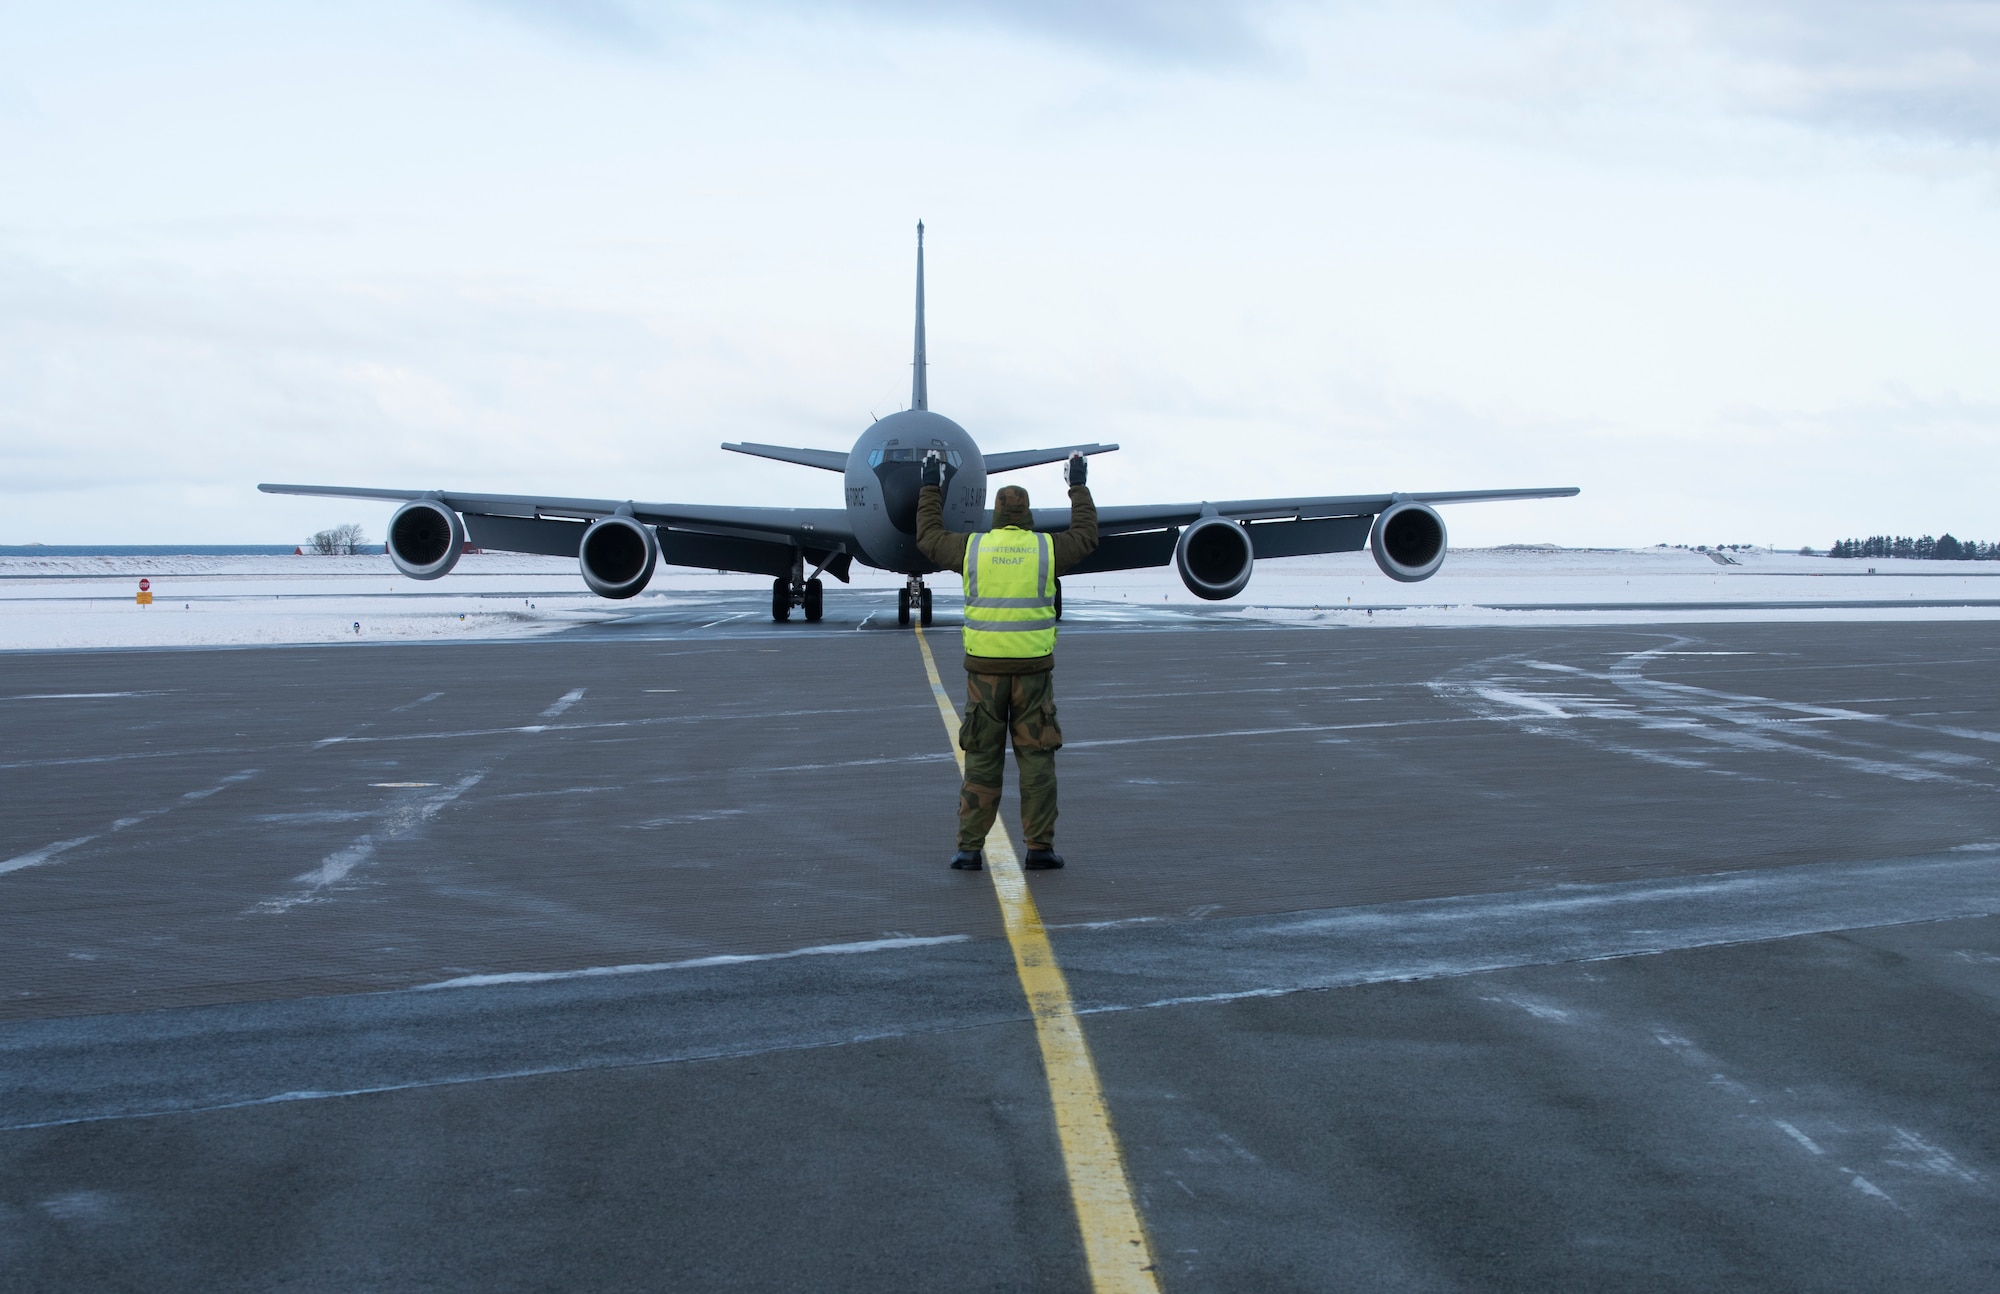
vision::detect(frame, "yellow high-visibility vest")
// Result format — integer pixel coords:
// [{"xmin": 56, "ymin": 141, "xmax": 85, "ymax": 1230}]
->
[{"xmin": 961, "ymin": 528, "xmax": 1057, "ymax": 658}]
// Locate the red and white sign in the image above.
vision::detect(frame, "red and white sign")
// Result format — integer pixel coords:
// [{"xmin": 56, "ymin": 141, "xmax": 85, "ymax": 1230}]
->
[{"xmin": 138, "ymin": 578, "xmax": 151, "ymax": 592}]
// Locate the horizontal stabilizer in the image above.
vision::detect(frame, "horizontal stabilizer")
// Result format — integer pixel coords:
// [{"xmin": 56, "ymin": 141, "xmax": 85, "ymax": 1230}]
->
[
  {"xmin": 983, "ymin": 443, "xmax": 1120, "ymax": 475},
  {"xmin": 721, "ymin": 443, "xmax": 849, "ymax": 472}
]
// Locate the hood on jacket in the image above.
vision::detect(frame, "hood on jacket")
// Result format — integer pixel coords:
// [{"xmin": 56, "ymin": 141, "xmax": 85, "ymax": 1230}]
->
[{"xmin": 991, "ymin": 484, "xmax": 1033, "ymax": 531}]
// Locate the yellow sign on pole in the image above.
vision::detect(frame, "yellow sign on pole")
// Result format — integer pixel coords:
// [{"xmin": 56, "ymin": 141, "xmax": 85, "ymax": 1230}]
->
[{"xmin": 137, "ymin": 578, "xmax": 153, "ymax": 606}]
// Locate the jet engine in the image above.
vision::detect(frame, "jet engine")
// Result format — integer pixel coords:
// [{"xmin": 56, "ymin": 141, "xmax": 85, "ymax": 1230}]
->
[
  {"xmin": 1175, "ymin": 515, "xmax": 1254, "ymax": 601},
  {"xmin": 1370, "ymin": 500, "xmax": 1447, "ymax": 582},
  {"xmin": 386, "ymin": 499, "xmax": 464, "ymax": 580},
  {"xmin": 579, "ymin": 515, "xmax": 659, "ymax": 599}
]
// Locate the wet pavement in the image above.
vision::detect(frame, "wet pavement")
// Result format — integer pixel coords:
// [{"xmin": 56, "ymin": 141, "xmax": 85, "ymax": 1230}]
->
[{"xmin": 2, "ymin": 609, "xmax": 1997, "ymax": 1290}]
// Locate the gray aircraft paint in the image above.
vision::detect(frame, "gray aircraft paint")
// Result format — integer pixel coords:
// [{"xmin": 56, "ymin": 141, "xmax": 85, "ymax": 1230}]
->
[{"xmin": 260, "ymin": 224, "xmax": 1577, "ymax": 595}]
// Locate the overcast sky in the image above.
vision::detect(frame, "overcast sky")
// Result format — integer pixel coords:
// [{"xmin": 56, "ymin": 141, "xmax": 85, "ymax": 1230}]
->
[{"xmin": 4, "ymin": 1, "xmax": 1997, "ymax": 547}]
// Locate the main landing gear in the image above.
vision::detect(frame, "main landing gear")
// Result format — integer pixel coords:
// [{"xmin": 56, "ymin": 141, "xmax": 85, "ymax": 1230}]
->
[
  {"xmin": 898, "ymin": 575, "xmax": 933, "ymax": 627},
  {"xmin": 770, "ymin": 552, "xmax": 824, "ymax": 623}
]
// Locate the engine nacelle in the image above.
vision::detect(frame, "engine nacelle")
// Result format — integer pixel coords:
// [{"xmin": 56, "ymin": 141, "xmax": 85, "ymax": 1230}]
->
[
  {"xmin": 1175, "ymin": 515, "xmax": 1254, "ymax": 601},
  {"xmin": 580, "ymin": 515, "xmax": 658, "ymax": 599},
  {"xmin": 386, "ymin": 499, "xmax": 464, "ymax": 580},
  {"xmin": 1370, "ymin": 500, "xmax": 1447, "ymax": 583}
]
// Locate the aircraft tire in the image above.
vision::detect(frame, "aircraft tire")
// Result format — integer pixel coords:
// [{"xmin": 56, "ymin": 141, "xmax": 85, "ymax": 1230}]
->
[
  {"xmin": 919, "ymin": 586, "xmax": 934, "ymax": 627},
  {"xmin": 897, "ymin": 587, "xmax": 911, "ymax": 626},
  {"xmin": 772, "ymin": 577, "xmax": 791, "ymax": 622},
  {"xmin": 803, "ymin": 577, "xmax": 824, "ymax": 622}
]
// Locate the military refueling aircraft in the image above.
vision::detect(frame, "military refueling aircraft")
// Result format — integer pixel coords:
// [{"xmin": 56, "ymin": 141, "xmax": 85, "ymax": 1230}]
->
[{"xmin": 262, "ymin": 225, "xmax": 1578, "ymax": 625}]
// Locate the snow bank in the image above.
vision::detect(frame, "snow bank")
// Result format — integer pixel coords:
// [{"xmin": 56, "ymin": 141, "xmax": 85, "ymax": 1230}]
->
[{"xmin": 4, "ymin": 547, "xmax": 1997, "ymax": 651}]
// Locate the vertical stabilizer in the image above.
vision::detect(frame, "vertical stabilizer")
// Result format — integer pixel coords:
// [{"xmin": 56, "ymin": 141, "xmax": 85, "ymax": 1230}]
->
[{"xmin": 912, "ymin": 221, "xmax": 928, "ymax": 411}]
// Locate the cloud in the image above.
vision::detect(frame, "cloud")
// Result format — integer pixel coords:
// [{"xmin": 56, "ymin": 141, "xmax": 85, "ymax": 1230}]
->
[
  {"xmin": 829, "ymin": 0, "xmax": 1279, "ymax": 62},
  {"xmin": 1695, "ymin": 0, "xmax": 2000, "ymax": 143},
  {"xmin": 1452, "ymin": 1, "xmax": 2000, "ymax": 146},
  {"xmin": 475, "ymin": 0, "xmax": 1284, "ymax": 64},
  {"xmin": 474, "ymin": 0, "xmax": 662, "ymax": 51},
  {"xmin": 473, "ymin": 1, "xmax": 2000, "ymax": 140}
]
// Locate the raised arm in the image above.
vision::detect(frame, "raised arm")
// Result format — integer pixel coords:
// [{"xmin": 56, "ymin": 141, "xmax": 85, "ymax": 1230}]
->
[
  {"xmin": 1052, "ymin": 454, "xmax": 1099, "ymax": 575},
  {"xmin": 916, "ymin": 455, "xmax": 969, "ymax": 572}
]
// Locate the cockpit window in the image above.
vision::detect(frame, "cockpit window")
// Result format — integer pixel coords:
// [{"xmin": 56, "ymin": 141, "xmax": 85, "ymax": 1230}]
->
[{"xmin": 868, "ymin": 447, "xmax": 962, "ymax": 468}]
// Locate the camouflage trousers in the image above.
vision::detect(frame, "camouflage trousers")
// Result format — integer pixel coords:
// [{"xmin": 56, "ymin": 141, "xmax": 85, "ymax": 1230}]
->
[{"xmin": 957, "ymin": 671, "xmax": 1064, "ymax": 852}]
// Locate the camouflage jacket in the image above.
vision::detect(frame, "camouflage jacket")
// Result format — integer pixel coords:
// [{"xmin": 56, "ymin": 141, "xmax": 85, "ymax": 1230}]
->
[{"xmin": 916, "ymin": 483, "xmax": 1099, "ymax": 674}]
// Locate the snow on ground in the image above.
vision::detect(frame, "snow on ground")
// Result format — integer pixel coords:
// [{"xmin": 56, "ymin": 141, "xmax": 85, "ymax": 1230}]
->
[
  {"xmin": 3, "ymin": 547, "xmax": 1998, "ymax": 651},
  {"xmin": 0, "ymin": 554, "xmax": 763, "ymax": 651},
  {"xmin": 1077, "ymin": 547, "xmax": 2000, "ymax": 631}
]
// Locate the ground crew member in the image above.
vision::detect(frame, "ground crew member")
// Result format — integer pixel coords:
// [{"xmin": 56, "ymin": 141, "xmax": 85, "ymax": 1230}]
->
[{"xmin": 916, "ymin": 451, "xmax": 1098, "ymax": 871}]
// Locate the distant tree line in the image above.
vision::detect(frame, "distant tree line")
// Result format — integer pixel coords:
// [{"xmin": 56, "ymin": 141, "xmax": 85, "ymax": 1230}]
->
[
  {"xmin": 1827, "ymin": 535, "xmax": 1999, "ymax": 561},
  {"xmin": 308, "ymin": 523, "xmax": 369, "ymax": 555}
]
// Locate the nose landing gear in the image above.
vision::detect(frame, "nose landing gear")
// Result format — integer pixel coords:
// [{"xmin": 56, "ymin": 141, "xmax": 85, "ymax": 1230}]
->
[{"xmin": 898, "ymin": 575, "xmax": 933, "ymax": 627}]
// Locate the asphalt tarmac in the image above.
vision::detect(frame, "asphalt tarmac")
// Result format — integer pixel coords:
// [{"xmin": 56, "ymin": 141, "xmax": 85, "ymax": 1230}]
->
[{"xmin": 3, "ymin": 608, "xmax": 1998, "ymax": 1291}]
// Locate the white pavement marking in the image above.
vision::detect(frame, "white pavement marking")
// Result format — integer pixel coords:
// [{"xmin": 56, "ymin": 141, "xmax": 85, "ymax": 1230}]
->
[
  {"xmin": 0, "ymin": 837, "xmax": 97, "ymax": 876},
  {"xmin": 1773, "ymin": 1120, "xmax": 1825, "ymax": 1155},
  {"xmin": 1472, "ymin": 686, "xmax": 1573, "ymax": 718},
  {"xmin": 259, "ymin": 771, "xmax": 487, "ymax": 912},
  {"xmin": 1887, "ymin": 1128, "xmax": 1985, "ymax": 1184},
  {"xmin": 1061, "ymin": 718, "xmax": 1473, "ymax": 750},
  {"xmin": 292, "ymin": 841, "xmax": 377, "ymax": 891},
  {"xmin": 1436, "ymin": 646, "xmax": 2000, "ymax": 787},
  {"xmin": 417, "ymin": 934, "xmax": 972, "ymax": 989},
  {"xmin": 1641, "ymin": 1020, "xmax": 1981, "ymax": 1210},
  {"xmin": 0, "ymin": 747, "xmax": 246, "ymax": 771},
  {"xmin": 1845, "ymin": 1171, "xmax": 1897, "ymax": 1204},
  {"xmin": 540, "ymin": 688, "xmax": 585, "ymax": 718},
  {"xmin": 1067, "ymin": 850, "xmax": 2000, "ymax": 1024},
  {"xmin": 727, "ymin": 753, "xmax": 955, "ymax": 776},
  {"xmin": 0, "ymin": 769, "xmax": 258, "ymax": 878},
  {"xmin": 1483, "ymin": 993, "xmax": 1573, "ymax": 1023},
  {"xmin": 310, "ymin": 704, "xmax": 885, "ymax": 747},
  {"xmin": 3, "ymin": 692, "xmax": 170, "ymax": 700},
  {"xmin": 391, "ymin": 691, "xmax": 445, "ymax": 712},
  {"xmin": 632, "ymin": 809, "xmax": 747, "ymax": 828}
]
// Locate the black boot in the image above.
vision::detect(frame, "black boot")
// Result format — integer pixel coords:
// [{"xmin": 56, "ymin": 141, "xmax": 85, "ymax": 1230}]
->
[
  {"xmin": 949, "ymin": 849, "xmax": 984, "ymax": 871},
  {"xmin": 1022, "ymin": 848, "xmax": 1064, "ymax": 870}
]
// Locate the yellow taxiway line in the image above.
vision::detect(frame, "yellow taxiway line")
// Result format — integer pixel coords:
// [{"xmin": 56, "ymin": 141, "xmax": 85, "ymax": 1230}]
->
[{"xmin": 914, "ymin": 625, "xmax": 1161, "ymax": 1294}]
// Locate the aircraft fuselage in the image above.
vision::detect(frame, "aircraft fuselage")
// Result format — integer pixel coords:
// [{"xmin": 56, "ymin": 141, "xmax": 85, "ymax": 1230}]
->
[{"xmin": 842, "ymin": 409, "xmax": 989, "ymax": 574}]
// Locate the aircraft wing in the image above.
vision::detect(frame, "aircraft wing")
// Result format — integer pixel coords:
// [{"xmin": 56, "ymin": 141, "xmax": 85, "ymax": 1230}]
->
[
  {"xmin": 720, "ymin": 443, "xmax": 849, "ymax": 472},
  {"xmin": 1022, "ymin": 486, "xmax": 1581, "ymax": 574},
  {"xmin": 1082, "ymin": 487, "xmax": 1581, "ymax": 536},
  {"xmin": 983, "ymin": 443, "xmax": 1120, "ymax": 474},
  {"xmin": 257, "ymin": 483, "xmax": 858, "ymax": 580}
]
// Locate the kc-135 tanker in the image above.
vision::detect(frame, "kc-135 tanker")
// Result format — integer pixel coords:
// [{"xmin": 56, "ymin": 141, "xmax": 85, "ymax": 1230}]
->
[{"xmin": 263, "ymin": 225, "xmax": 1577, "ymax": 626}]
